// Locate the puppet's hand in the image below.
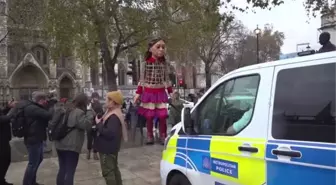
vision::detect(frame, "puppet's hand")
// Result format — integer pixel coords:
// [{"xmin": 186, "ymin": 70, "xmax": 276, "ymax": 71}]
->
[{"xmin": 134, "ymin": 94, "xmax": 140, "ymax": 103}]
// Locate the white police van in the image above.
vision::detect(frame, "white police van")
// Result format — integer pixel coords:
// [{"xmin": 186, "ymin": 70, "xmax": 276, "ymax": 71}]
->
[{"xmin": 160, "ymin": 51, "xmax": 336, "ymax": 185}]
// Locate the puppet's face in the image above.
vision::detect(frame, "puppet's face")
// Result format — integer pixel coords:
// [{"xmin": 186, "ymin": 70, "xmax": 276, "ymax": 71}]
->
[{"xmin": 150, "ymin": 40, "xmax": 166, "ymax": 58}]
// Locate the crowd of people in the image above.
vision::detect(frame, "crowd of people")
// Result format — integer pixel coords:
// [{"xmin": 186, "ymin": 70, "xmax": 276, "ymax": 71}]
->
[
  {"xmin": 0, "ymin": 37, "xmax": 207, "ymax": 185},
  {"xmin": 0, "ymin": 90, "xmax": 128, "ymax": 185}
]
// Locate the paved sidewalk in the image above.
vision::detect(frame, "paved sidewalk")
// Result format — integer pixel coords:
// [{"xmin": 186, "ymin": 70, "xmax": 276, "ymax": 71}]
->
[{"xmin": 6, "ymin": 145, "xmax": 163, "ymax": 185}]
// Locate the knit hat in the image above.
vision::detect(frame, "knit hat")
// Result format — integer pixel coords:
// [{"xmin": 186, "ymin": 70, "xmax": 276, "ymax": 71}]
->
[{"xmin": 107, "ymin": 90, "xmax": 124, "ymax": 105}]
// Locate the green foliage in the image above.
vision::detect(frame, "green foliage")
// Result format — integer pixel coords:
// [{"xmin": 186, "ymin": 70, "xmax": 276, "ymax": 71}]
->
[
  {"xmin": 303, "ymin": 0, "xmax": 335, "ymax": 17},
  {"xmin": 12, "ymin": 0, "xmax": 330, "ymax": 90},
  {"xmin": 165, "ymin": 0, "xmax": 225, "ymax": 63},
  {"xmin": 44, "ymin": 0, "xmax": 97, "ymax": 64},
  {"xmin": 228, "ymin": 0, "xmax": 284, "ymax": 11},
  {"xmin": 44, "ymin": 0, "xmax": 161, "ymax": 67}
]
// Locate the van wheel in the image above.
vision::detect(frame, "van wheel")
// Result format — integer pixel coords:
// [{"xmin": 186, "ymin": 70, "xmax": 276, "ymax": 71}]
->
[{"xmin": 168, "ymin": 173, "xmax": 191, "ymax": 185}]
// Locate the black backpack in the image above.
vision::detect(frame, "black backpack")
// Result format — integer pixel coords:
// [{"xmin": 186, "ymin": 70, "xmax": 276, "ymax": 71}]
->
[
  {"xmin": 11, "ymin": 104, "xmax": 30, "ymax": 138},
  {"xmin": 48, "ymin": 108, "xmax": 73, "ymax": 141}
]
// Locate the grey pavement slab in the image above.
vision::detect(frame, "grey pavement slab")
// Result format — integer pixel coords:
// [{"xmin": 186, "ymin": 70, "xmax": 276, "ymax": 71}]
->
[
  {"xmin": 6, "ymin": 145, "xmax": 164, "ymax": 185},
  {"xmin": 10, "ymin": 126, "xmax": 173, "ymax": 162}
]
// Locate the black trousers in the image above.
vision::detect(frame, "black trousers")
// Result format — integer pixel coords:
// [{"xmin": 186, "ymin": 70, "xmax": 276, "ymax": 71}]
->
[
  {"xmin": 87, "ymin": 131, "xmax": 97, "ymax": 153},
  {"xmin": 0, "ymin": 141, "xmax": 11, "ymax": 183}
]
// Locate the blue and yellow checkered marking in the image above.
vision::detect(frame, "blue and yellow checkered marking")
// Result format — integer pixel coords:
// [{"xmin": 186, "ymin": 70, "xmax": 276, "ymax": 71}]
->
[{"xmin": 162, "ymin": 135, "xmax": 266, "ymax": 185}]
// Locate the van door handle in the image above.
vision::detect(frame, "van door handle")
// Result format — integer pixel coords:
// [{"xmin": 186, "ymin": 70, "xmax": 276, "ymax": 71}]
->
[
  {"xmin": 272, "ymin": 149, "xmax": 302, "ymax": 158},
  {"xmin": 238, "ymin": 146, "xmax": 258, "ymax": 153}
]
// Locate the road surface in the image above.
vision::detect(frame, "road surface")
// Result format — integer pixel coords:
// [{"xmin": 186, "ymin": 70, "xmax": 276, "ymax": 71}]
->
[{"xmin": 6, "ymin": 144, "xmax": 163, "ymax": 185}]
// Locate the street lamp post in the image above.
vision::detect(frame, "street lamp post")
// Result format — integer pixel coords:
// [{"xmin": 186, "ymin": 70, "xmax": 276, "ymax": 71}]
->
[
  {"xmin": 254, "ymin": 25, "xmax": 261, "ymax": 64},
  {"xmin": 100, "ymin": 50, "xmax": 104, "ymax": 98}
]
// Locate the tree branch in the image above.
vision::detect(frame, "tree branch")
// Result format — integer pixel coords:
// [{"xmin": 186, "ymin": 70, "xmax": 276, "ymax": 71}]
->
[
  {"xmin": 121, "ymin": 30, "xmax": 138, "ymax": 44},
  {"xmin": 113, "ymin": 14, "xmax": 123, "ymax": 43},
  {"xmin": 0, "ymin": 12, "xmax": 17, "ymax": 24},
  {"xmin": 0, "ymin": 31, "xmax": 8, "ymax": 43},
  {"xmin": 169, "ymin": 17, "xmax": 191, "ymax": 24},
  {"xmin": 171, "ymin": 7, "xmax": 182, "ymax": 16},
  {"xmin": 120, "ymin": 37, "xmax": 148, "ymax": 51}
]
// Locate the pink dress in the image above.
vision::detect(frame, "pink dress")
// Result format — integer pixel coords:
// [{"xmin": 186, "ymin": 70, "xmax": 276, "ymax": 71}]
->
[{"xmin": 136, "ymin": 57, "xmax": 172, "ymax": 119}]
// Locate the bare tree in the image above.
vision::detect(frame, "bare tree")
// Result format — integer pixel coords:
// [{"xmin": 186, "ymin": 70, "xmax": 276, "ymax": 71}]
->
[
  {"xmin": 219, "ymin": 23, "xmax": 285, "ymax": 74},
  {"xmin": 218, "ymin": 20, "xmax": 248, "ymax": 74}
]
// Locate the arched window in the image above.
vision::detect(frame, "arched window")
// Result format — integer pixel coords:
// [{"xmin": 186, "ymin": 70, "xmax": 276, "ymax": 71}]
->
[
  {"xmin": 36, "ymin": 50, "xmax": 41, "ymax": 60},
  {"xmin": 32, "ymin": 46, "xmax": 48, "ymax": 64},
  {"xmin": 0, "ymin": 2, "xmax": 6, "ymax": 15}
]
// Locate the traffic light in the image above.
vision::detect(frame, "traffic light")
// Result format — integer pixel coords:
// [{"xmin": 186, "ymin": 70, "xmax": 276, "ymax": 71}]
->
[
  {"xmin": 178, "ymin": 79, "xmax": 183, "ymax": 86},
  {"xmin": 178, "ymin": 79, "xmax": 187, "ymax": 89},
  {"xmin": 127, "ymin": 59, "xmax": 138, "ymax": 84}
]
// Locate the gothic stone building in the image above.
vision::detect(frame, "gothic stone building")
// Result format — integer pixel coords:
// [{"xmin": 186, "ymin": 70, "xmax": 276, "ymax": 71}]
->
[{"xmin": 0, "ymin": 0, "xmax": 91, "ymax": 102}]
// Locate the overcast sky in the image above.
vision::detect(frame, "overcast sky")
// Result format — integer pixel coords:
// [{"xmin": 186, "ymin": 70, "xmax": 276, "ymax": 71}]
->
[{"xmin": 223, "ymin": 0, "xmax": 322, "ymax": 54}]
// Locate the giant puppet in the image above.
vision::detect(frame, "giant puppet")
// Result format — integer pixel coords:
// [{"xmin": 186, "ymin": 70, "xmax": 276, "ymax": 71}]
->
[{"xmin": 134, "ymin": 38, "xmax": 172, "ymax": 145}]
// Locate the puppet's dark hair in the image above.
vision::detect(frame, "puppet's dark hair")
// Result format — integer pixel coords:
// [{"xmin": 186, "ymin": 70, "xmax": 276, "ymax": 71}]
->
[{"xmin": 144, "ymin": 37, "xmax": 166, "ymax": 63}]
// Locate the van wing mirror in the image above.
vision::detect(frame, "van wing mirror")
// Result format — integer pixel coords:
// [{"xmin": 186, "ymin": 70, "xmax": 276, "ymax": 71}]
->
[{"xmin": 181, "ymin": 103, "xmax": 194, "ymax": 134}]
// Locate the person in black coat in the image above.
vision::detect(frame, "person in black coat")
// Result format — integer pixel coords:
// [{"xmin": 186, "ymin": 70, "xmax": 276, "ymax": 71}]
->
[
  {"xmin": 0, "ymin": 101, "xmax": 16, "ymax": 185},
  {"xmin": 21, "ymin": 92, "xmax": 53, "ymax": 185},
  {"xmin": 86, "ymin": 92, "xmax": 104, "ymax": 160}
]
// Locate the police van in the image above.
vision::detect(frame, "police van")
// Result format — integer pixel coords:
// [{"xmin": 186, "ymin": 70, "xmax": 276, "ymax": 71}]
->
[{"xmin": 160, "ymin": 51, "xmax": 336, "ymax": 185}]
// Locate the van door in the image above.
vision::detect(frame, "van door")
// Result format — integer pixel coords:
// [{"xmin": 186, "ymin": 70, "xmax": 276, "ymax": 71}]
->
[
  {"xmin": 266, "ymin": 59, "xmax": 336, "ymax": 185},
  {"xmin": 186, "ymin": 67, "xmax": 274, "ymax": 185}
]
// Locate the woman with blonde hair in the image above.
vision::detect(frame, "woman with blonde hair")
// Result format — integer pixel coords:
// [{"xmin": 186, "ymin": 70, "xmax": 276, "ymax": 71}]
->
[{"xmin": 94, "ymin": 90, "xmax": 128, "ymax": 185}]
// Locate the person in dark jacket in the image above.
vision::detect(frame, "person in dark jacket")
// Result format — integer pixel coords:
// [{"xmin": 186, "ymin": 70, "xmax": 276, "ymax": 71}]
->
[
  {"xmin": 86, "ymin": 92, "xmax": 104, "ymax": 160},
  {"xmin": 318, "ymin": 32, "xmax": 336, "ymax": 53},
  {"xmin": 168, "ymin": 92, "xmax": 184, "ymax": 127},
  {"xmin": 0, "ymin": 101, "xmax": 16, "ymax": 185},
  {"xmin": 94, "ymin": 91, "xmax": 128, "ymax": 185},
  {"xmin": 21, "ymin": 91, "xmax": 53, "ymax": 185}
]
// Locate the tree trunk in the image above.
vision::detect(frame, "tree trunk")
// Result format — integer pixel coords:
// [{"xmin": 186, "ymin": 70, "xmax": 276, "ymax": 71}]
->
[
  {"xmin": 205, "ymin": 63, "xmax": 212, "ymax": 89},
  {"xmin": 98, "ymin": 22, "xmax": 118, "ymax": 91},
  {"xmin": 104, "ymin": 59, "xmax": 118, "ymax": 91}
]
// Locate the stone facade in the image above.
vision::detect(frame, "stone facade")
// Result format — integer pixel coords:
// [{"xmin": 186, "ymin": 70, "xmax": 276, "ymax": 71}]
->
[
  {"xmin": 320, "ymin": 7, "xmax": 336, "ymax": 44},
  {"xmin": 0, "ymin": 0, "xmax": 91, "ymax": 102}
]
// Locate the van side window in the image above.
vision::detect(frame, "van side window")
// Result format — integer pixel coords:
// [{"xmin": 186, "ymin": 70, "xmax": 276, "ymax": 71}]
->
[
  {"xmin": 272, "ymin": 63, "xmax": 335, "ymax": 143},
  {"xmin": 194, "ymin": 75, "xmax": 260, "ymax": 135}
]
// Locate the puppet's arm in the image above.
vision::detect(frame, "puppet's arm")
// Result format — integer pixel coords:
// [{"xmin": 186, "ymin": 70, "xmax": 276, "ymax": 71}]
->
[{"xmin": 136, "ymin": 61, "xmax": 146, "ymax": 95}]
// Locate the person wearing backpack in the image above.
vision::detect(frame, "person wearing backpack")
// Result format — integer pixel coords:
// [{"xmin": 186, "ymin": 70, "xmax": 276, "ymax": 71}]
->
[
  {"xmin": 17, "ymin": 91, "xmax": 53, "ymax": 185},
  {"xmin": 54, "ymin": 93, "xmax": 93, "ymax": 185}
]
